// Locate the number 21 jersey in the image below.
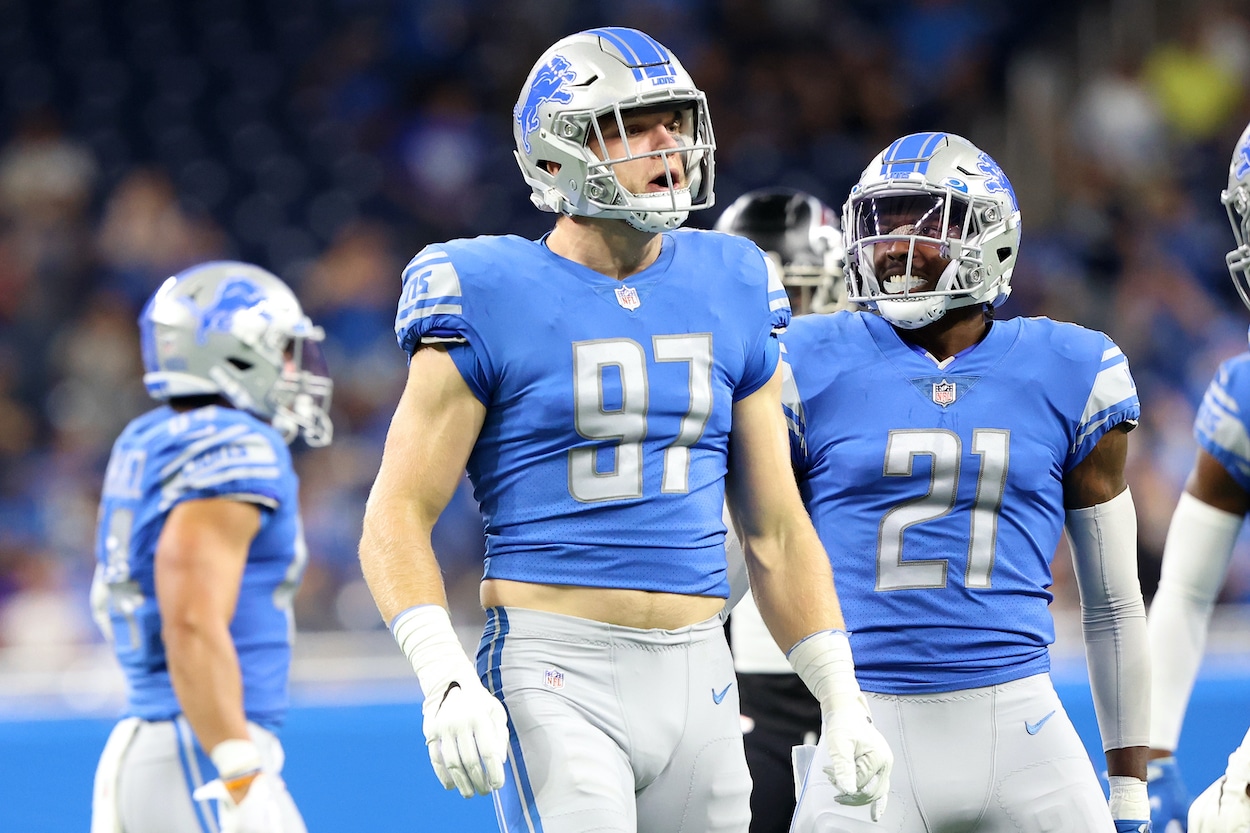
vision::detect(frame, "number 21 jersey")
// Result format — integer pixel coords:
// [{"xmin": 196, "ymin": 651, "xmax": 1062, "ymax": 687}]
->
[{"xmin": 782, "ymin": 312, "xmax": 1140, "ymax": 694}]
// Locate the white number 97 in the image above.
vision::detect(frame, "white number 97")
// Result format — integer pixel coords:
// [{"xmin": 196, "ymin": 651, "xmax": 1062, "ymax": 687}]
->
[{"xmin": 569, "ymin": 335, "xmax": 713, "ymax": 503}]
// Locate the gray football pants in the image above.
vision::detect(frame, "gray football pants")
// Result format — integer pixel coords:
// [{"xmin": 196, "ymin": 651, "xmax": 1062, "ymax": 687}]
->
[
  {"xmin": 790, "ymin": 673, "xmax": 1116, "ymax": 832},
  {"xmin": 478, "ymin": 606, "xmax": 753, "ymax": 833},
  {"xmin": 91, "ymin": 715, "xmax": 306, "ymax": 833}
]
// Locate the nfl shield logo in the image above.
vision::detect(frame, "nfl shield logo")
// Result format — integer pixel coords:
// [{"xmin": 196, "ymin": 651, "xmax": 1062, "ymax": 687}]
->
[
  {"xmin": 932, "ymin": 380, "xmax": 957, "ymax": 406},
  {"xmin": 544, "ymin": 668, "xmax": 565, "ymax": 690},
  {"xmin": 614, "ymin": 285, "xmax": 641, "ymax": 310}
]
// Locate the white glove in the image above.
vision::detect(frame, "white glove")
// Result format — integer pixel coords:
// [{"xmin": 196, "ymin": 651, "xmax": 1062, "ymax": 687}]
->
[
  {"xmin": 192, "ymin": 739, "xmax": 286, "ymax": 833},
  {"xmin": 1190, "ymin": 737, "xmax": 1250, "ymax": 833},
  {"xmin": 788, "ymin": 630, "xmax": 893, "ymax": 821},
  {"xmin": 392, "ymin": 605, "xmax": 509, "ymax": 798}
]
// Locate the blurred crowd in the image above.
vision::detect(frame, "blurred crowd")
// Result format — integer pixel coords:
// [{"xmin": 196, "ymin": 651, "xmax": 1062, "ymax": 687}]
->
[{"xmin": 1, "ymin": 0, "xmax": 1249, "ymax": 661}]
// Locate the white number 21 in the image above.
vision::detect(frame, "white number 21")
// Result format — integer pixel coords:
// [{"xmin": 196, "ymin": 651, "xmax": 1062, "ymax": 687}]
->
[
  {"xmin": 877, "ymin": 428, "xmax": 1009, "ymax": 591},
  {"xmin": 569, "ymin": 334, "xmax": 713, "ymax": 502}
]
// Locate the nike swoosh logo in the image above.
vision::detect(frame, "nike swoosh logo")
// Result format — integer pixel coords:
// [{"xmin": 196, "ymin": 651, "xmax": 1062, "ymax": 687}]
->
[
  {"xmin": 712, "ymin": 683, "xmax": 733, "ymax": 705},
  {"xmin": 1025, "ymin": 710, "xmax": 1056, "ymax": 735}
]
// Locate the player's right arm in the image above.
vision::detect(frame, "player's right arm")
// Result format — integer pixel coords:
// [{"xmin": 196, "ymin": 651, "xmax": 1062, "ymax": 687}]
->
[
  {"xmin": 157, "ymin": 493, "xmax": 295, "ymax": 833},
  {"xmin": 1146, "ymin": 448, "xmax": 1248, "ymax": 831},
  {"xmin": 726, "ymin": 362, "xmax": 892, "ymax": 820},
  {"xmin": 359, "ymin": 344, "xmax": 484, "ymax": 620},
  {"xmin": 1150, "ymin": 447, "xmax": 1248, "ymax": 756},
  {"xmin": 156, "ymin": 496, "xmax": 262, "ymax": 804},
  {"xmin": 357, "ymin": 344, "xmax": 508, "ymax": 798}
]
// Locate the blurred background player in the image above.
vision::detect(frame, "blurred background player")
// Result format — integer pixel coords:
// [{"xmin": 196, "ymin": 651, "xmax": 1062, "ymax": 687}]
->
[
  {"xmin": 714, "ymin": 187, "xmax": 851, "ymax": 317},
  {"xmin": 782, "ymin": 132, "xmax": 1152, "ymax": 832},
  {"xmin": 89, "ymin": 261, "xmax": 333, "ymax": 833},
  {"xmin": 357, "ymin": 27, "xmax": 892, "ymax": 833},
  {"xmin": 1147, "ymin": 120, "xmax": 1250, "ymax": 833},
  {"xmin": 714, "ymin": 186, "xmax": 853, "ymax": 833}
]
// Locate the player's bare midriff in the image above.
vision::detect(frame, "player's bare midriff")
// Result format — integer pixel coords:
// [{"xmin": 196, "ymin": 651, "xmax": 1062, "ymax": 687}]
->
[{"xmin": 480, "ymin": 578, "xmax": 726, "ymax": 631}]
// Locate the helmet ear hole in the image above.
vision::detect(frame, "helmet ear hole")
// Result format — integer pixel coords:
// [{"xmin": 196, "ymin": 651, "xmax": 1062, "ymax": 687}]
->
[
  {"xmin": 997, "ymin": 247, "xmax": 1013, "ymax": 263},
  {"xmin": 228, "ymin": 357, "xmax": 253, "ymax": 371}
]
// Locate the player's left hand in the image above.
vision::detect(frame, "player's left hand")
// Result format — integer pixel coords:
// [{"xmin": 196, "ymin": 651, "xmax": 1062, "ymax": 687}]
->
[
  {"xmin": 1148, "ymin": 756, "xmax": 1189, "ymax": 833},
  {"xmin": 1188, "ymin": 776, "xmax": 1250, "ymax": 833},
  {"xmin": 820, "ymin": 690, "xmax": 893, "ymax": 822},
  {"xmin": 422, "ymin": 678, "xmax": 510, "ymax": 798},
  {"xmin": 193, "ymin": 771, "xmax": 286, "ymax": 833},
  {"xmin": 788, "ymin": 630, "xmax": 893, "ymax": 822}
]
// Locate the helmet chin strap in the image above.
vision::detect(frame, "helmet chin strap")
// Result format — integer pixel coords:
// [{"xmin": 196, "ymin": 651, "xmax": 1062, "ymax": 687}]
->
[
  {"xmin": 877, "ymin": 296, "xmax": 949, "ymax": 330},
  {"xmin": 875, "ymin": 258, "xmax": 961, "ymax": 329},
  {"xmin": 621, "ymin": 188, "xmax": 694, "ymax": 233}
]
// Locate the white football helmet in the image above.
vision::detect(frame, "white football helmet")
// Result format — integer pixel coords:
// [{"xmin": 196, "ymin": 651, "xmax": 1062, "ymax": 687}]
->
[
  {"xmin": 715, "ymin": 187, "xmax": 848, "ymax": 314},
  {"xmin": 1221, "ymin": 120, "xmax": 1250, "ymax": 311},
  {"xmin": 843, "ymin": 132, "xmax": 1021, "ymax": 329},
  {"xmin": 513, "ymin": 26, "xmax": 715, "ymax": 233},
  {"xmin": 140, "ymin": 261, "xmax": 333, "ymax": 446}
]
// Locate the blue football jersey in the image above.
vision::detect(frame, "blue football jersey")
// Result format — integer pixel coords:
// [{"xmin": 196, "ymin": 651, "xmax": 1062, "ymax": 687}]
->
[
  {"xmin": 782, "ymin": 312, "xmax": 1140, "ymax": 694},
  {"xmin": 94, "ymin": 405, "xmax": 305, "ymax": 728},
  {"xmin": 395, "ymin": 230, "xmax": 789, "ymax": 597},
  {"xmin": 1194, "ymin": 343, "xmax": 1250, "ymax": 491}
]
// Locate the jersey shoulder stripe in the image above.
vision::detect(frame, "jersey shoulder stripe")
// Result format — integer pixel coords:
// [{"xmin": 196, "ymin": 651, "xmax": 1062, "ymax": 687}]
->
[
  {"xmin": 1195, "ymin": 353, "xmax": 1250, "ymax": 488},
  {"xmin": 154, "ymin": 411, "xmax": 286, "ymax": 512},
  {"xmin": 1020, "ymin": 318, "xmax": 1139, "ymax": 456},
  {"xmin": 395, "ymin": 236, "xmax": 536, "ymax": 354},
  {"xmin": 763, "ymin": 255, "xmax": 790, "ymax": 323},
  {"xmin": 1074, "ymin": 343, "xmax": 1139, "ymax": 450},
  {"xmin": 396, "ymin": 245, "xmax": 465, "ymax": 351}
]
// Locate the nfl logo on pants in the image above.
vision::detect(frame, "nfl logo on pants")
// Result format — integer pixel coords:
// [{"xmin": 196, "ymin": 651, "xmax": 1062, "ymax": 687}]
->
[{"xmin": 545, "ymin": 668, "xmax": 565, "ymax": 689}]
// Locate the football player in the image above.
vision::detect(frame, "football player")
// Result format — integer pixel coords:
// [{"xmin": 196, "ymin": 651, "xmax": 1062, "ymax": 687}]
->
[
  {"xmin": 783, "ymin": 133, "xmax": 1152, "ymax": 832},
  {"xmin": 357, "ymin": 27, "xmax": 892, "ymax": 833},
  {"xmin": 1147, "ymin": 119, "xmax": 1250, "ymax": 833},
  {"xmin": 715, "ymin": 187, "xmax": 850, "ymax": 315},
  {"xmin": 715, "ymin": 187, "xmax": 850, "ymax": 833},
  {"xmin": 90, "ymin": 261, "xmax": 333, "ymax": 833}
]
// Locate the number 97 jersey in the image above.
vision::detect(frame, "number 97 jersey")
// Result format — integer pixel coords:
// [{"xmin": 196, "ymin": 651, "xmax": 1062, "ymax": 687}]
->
[
  {"xmin": 394, "ymin": 230, "xmax": 789, "ymax": 599},
  {"xmin": 781, "ymin": 311, "xmax": 1140, "ymax": 694}
]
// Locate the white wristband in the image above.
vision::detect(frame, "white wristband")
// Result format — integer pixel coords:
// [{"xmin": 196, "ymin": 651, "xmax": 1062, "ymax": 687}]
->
[
  {"xmin": 1107, "ymin": 775, "xmax": 1149, "ymax": 819},
  {"xmin": 786, "ymin": 629, "xmax": 860, "ymax": 711},
  {"xmin": 390, "ymin": 604, "xmax": 479, "ymax": 703},
  {"xmin": 209, "ymin": 738, "xmax": 262, "ymax": 779}
]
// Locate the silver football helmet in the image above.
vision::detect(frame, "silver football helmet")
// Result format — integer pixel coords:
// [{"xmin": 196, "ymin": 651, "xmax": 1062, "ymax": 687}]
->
[
  {"xmin": 513, "ymin": 26, "xmax": 716, "ymax": 233},
  {"xmin": 715, "ymin": 187, "xmax": 848, "ymax": 314},
  {"xmin": 1222, "ymin": 120, "xmax": 1250, "ymax": 311},
  {"xmin": 844, "ymin": 132, "xmax": 1021, "ymax": 329},
  {"xmin": 140, "ymin": 261, "xmax": 333, "ymax": 446}
]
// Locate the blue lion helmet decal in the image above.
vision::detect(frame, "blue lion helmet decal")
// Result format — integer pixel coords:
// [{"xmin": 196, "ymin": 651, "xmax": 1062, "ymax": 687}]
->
[
  {"xmin": 516, "ymin": 55, "xmax": 577, "ymax": 155},
  {"xmin": 1236, "ymin": 135, "xmax": 1250, "ymax": 181},
  {"xmin": 189, "ymin": 277, "xmax": 267, "ymax": 344},
  {"xmin": 976, "ymin": 152, "xmax": 1019, "ymax": 214}
]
